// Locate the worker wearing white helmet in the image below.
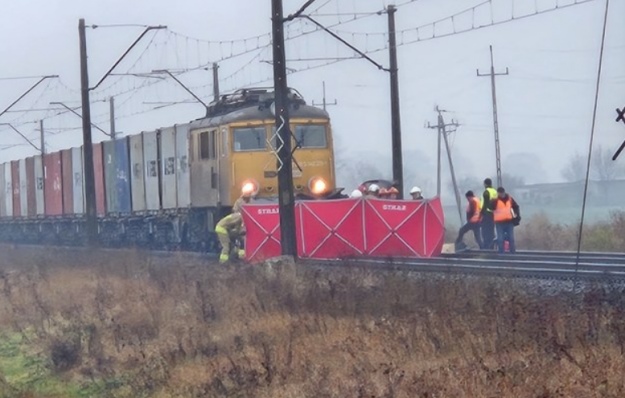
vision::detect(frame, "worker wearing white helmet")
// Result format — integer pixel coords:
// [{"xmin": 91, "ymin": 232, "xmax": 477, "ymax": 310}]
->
[
  {"xmin": 366, "ymin": 183, "xmax": 381, "ymax": 198},
  {"xmin": 350, "ymin": 189, "xmax": 363, "ymax": 198},
  {"xmin": 410, "ymin": 186, "xmax": 424, "ymax": 201}
]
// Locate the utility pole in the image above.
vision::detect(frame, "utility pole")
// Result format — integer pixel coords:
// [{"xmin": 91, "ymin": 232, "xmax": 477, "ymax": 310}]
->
[
  {"xmin": 109, "ymin": 97, "xmax": 116, "ymax": 140},
  {"xmin": 212, "ymin": 63, "xmax": 220, "ymax": 101},
  {"xmin": 477, "ymin": 45, "xmax": 508, "ymax": 188},
  {"xmin": 79, "ymin": 18, "xmax": 98, "ymax": 245},
  {"xmin": 387, "ymin": 4, "xmax": 404, "ymax": 197},
  {"xmin": 39, "ymin": 120, "xmax": 45, "ymax": 156},
  {"xmin": 296, "ymin": 5, "xmax": 404, "ymax": 198},
  {"xmin": 427, "ymin": 107, "xmax": 462, "ymax": 224},
  {"xmin": 427, "ymin": 116, "xmax": 443, "ymax": 197},
  {"xmin": 271, "ymin": 0, "xmax": 298, "ymax": 258},
  {"xmin": 312, "ymin": 81, "xmax": 337, "ymax": 111}
]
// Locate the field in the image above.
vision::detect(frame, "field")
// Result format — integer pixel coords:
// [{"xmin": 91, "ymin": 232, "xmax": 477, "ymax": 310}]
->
[
  {"xmin": 1, "ymin": 243, "xmax": 625, "ymax": 397},
  {"xmin": 448, "ymin": 210, "xmax": 625, "ymax": 252},
  {"xmin": 442, "ymin": 204, "xmax": 625, "ymax": 229}
]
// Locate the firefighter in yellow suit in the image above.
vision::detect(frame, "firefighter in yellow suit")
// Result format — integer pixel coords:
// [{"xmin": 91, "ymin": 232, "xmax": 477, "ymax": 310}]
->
[{"xmin": 215, "ymin": 212, "xmax": 246, "ymax": 263}]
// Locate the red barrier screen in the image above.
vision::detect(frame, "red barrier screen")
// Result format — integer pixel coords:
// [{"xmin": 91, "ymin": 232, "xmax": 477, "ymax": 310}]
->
[
  {"xmin": 240, "ymin": 204, "xmax": 281, "ymax": 263},
  {"xmin": 241, "ymin": 198, "xmax": 445, "ymax": 263}
]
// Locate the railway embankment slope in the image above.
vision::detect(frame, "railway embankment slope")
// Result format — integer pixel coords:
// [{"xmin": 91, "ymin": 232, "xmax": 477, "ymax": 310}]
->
[{"xmin": 0, "ymin": 245, "xmax": 624, "ymax": 397}]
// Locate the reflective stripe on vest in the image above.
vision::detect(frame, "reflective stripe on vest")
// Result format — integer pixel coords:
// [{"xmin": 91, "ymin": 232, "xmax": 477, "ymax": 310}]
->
[
  {"xmin": 467, "ymin": 197, "xmax": 482, "ymax": 223},
  {"xmin": 494, "ymin": 198, "xmax": 513, "ymax": 222}
]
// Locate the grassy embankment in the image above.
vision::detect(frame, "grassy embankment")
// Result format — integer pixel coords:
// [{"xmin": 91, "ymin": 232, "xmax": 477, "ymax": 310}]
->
[{"xmin": 1, "ymin": 238, "xmax": 625, "ymax": 397}]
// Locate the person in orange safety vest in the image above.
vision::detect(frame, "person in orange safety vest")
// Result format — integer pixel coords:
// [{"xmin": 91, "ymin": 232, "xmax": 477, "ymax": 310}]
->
[
  {"xmin": 494, "ymin": 187, "xmax": 520, "ymax": 254},
  {"xmin": 455, "ymin": 190, "xmax": 484, "ymax": 250}
]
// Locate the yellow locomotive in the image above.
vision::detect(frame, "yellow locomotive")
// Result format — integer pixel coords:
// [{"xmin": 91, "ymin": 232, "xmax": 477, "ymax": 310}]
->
[
  {"xmin": 0, "ymin": 87, "xmax": 337, "ymax": 252},
  {"xmin": 188, "ymin": 87, "xmax": 337, "ymax": 211}
]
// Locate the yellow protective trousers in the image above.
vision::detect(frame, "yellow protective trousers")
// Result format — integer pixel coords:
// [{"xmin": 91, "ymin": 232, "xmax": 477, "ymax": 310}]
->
[{"xmin": 216, "ymin": 231, "xmax": 231, "ymax": 263}]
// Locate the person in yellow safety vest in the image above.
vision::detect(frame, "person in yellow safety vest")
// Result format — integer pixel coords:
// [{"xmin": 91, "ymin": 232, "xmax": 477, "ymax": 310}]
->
[
  {"xmin": 215, "ymin": 212, "xmax": 246, "ymax": 263},
  {"xmin": 455, "ymin": 190, "xmax": 484, "ymax": 250},
  {"xmin": 494, "ymin": 187, "xmax": 520, "ymax": 254},
  {"xmin": 480, "ymin": 178, "xmax": 498, "ymax": 250}
]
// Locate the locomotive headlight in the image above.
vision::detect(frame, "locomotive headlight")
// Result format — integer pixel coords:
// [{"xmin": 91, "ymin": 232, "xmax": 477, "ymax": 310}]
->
[
  {"xmin": 241, "ymin": 179, "xmax": 259, "ymax": 197},
  {"xmin": 309, "ymin": 176, "xmax": 328, "ymax": 195}
]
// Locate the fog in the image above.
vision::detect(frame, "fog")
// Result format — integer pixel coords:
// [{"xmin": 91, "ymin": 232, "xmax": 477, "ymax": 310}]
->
[{"xmin": 1, "ymin": 0, "xmax": 624, "ymax": 193}]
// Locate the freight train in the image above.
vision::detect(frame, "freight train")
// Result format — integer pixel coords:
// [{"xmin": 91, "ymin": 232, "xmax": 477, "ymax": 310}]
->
[{"xmin": 0, "ymin": 87, "xmax": 337, "ymax": 251}]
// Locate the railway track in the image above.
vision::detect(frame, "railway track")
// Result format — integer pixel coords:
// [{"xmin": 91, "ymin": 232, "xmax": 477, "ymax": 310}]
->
[
  {"xmin": 307, "ymin": 250, "xmax": 625, "ymax": 281},
  {"xmin": 2, "ymin": 243, "xmax": 625, "ymax": 281}
]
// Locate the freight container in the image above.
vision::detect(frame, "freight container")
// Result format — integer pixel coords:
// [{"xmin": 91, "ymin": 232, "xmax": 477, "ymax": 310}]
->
[
  {"xmin": 143, "ymin": 131, "xmax": 160, "ymax": 211},
  {"xmin": 160, "ymin": 127, "xmax": 177, "ymax": 209},
  {"xmin": 129, "ymin": 134, "xmax": 146, "ymax": 212},
  {"xmin": 175, "ymin": 124, "xmax": 191, "ymax": 208},
  {"xmin": 44, "ymin": 152, "xmax": 63, "ymax": 216},
  {"xmin": 34, "ymin": 155, "xmax": 45, "ymax": 215},
  {"xmin": 5, "ymin": 164, "xmax": 13, "ymax": 217},
  {"xmin": 71, "ymin": 147, "xmax": 84, "ymax": 214},
  {"xmin": 0, "ymin": 163, "xmax": 5, "ymax": 217},
  {"xmin": 25, "ymin": 157, "xmax": 36, "ymax": 217},
  {"xmin": 19, "ymin": 159, "xmax": 28, "ymax": 217},
  {"xmin": 103, "ymin": 140, "xmax": 118, "ymax": 213},
  {"xmin": 61, "ymin": 149, "xmax": 74, "ymax": 215},
  {"xmin": 115, "ymin": 138, "xmax": 132, "ymax": 213},
  {"xmin": 93, "ymin": 143, "xmax": 106, "ymax": 215},
  {"xmin": 11, "ymin": 161, "xmax": 21, "ymax": 217}
]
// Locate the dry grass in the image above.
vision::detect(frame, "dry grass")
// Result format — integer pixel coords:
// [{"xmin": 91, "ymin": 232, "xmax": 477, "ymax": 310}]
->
[
  {"xmin": 0, "ymin": 245, "xmax": 625, "ymax": 397},
  {"xmin": 448, "ymin": 210, "xmax": 625, "ymax": 252},
  {"xmin": 516, "ymin": 211, "xmax": 625, "ymax": 251}
]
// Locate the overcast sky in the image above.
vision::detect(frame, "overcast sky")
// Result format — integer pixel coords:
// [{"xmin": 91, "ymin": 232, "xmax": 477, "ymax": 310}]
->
[{"xmin": 0, "ymin": 0, "xmax": 623, "ymax": 187}]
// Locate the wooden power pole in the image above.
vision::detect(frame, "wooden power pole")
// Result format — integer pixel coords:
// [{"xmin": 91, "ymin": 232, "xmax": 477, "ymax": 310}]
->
[{"xmin": 79, "ymin": 18, "xmax": 98, "ymax": 245}]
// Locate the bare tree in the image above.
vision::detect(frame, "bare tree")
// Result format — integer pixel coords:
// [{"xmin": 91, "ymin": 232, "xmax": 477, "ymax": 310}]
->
[
  {"xmin": 592, "ymin": 145, "xmax": 624, "ymax": 181},
  {"xmin": 561, "ymin": 152, "xmax": 586, "ymax": 182}
]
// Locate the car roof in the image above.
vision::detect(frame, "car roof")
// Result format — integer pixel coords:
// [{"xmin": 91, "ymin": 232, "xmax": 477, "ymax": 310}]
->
[{"xmin": 359, "ymin": 179, "xmax": 394, "ymax": 190}]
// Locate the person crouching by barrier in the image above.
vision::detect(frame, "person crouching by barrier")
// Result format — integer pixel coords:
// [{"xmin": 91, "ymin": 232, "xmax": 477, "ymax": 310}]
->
[
  {"xmin": 215, "ymin": 212, "xmax": 246, "ymax": 263},
  {"xmin": 494, "ymin": 187, "xmax": 520, "ymax": 254},
  {"xmin": 455, "ymin": 190, "xmax": 483, "ymax": 251}
]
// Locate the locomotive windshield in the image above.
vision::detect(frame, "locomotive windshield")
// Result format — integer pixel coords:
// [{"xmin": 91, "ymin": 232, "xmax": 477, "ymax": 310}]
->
[
  {"xmin": 294, "ymin": 125, "xmax": 326, "ymax": 148},
  {"xmin": 232, "ymin": 127, "xmax": 267, "ymax": 152}
]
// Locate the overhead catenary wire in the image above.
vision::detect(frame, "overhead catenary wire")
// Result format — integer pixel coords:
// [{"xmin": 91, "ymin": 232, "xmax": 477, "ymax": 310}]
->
[{"xmin": 0, "ymin": 0, "xmax": 607, "ymax": 155}]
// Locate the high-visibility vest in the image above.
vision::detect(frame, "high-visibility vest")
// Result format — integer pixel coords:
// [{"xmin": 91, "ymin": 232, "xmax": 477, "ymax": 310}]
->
[
  {"xmin": 467, "ymin": 197, "xmax": 482, "ymax": 223},
  {"xmin": 481, "ymin": 187, "xmax": 498, "ymax": 212},
  {"xmin": 494, "ymin": 197, "xmax": 514, "ymax": 222}
]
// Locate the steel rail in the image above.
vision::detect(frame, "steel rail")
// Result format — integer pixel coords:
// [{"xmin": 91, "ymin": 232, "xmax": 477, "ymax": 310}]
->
[
  {"xmin": 445, "ymin": 251, "xmax": 625, "ymax": 264},
  {"xmin": 2, "ymin": 243, "xmax": 625, "ymax": 280},
  {"xmin": 449, "ymin": 249, "xmax": 625, "ymax": 258}
]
